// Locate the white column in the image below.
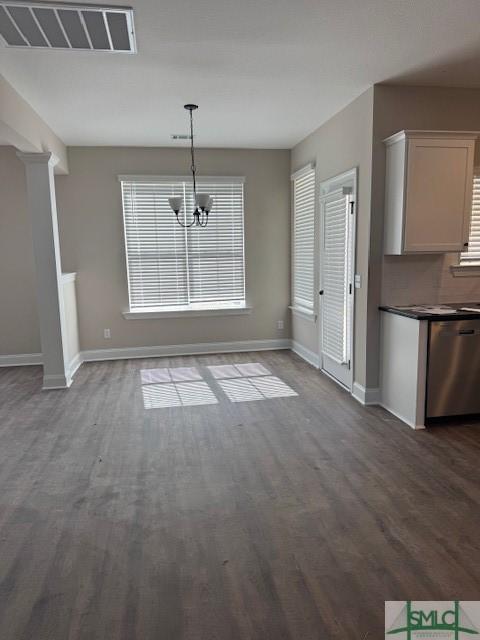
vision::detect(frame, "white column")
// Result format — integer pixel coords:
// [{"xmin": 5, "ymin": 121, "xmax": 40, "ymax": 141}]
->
[{"xmin": 17, "ymin": 152, "xmax": 71, "ymax": 389}]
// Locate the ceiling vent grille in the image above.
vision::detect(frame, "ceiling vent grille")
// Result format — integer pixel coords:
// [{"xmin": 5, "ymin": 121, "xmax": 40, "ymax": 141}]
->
[{"xmin": 0, "ymin": 2, "xmax": 136, "ymax": 52}]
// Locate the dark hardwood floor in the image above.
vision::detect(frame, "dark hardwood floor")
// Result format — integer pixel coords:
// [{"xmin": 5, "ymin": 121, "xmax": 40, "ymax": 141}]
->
[{"xmin": 0, "ymin": 350, "xmax": 479, "ymax": 639}]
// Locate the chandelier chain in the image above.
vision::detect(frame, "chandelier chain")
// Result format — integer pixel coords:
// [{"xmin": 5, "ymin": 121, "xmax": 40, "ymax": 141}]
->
[{"xmin": 189, "ymin": 108, "xmax": 197, "ymax": 197}]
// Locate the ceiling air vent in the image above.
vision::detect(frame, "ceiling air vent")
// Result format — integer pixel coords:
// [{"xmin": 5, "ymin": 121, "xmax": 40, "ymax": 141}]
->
[{"xmin": 0, "ymin": 1, "xmax": 136, "ymax": 52}]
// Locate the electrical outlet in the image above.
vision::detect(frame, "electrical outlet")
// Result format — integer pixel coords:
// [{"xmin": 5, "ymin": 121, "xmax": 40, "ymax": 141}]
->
[
  {"xmin": 277, "ymin": 320, "xmax": 284, "ymax": 330},
  {"xmin": 104, "ymin": 328, "xmax": 111, "ymax": 339},
  {"xmin": 354, "ymin": 274, "xmax": 362, "ymax": 289}
]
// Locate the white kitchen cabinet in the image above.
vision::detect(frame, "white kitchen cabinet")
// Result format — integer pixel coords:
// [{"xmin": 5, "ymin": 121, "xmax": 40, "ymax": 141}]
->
[{"xmin": 383, "ymin": 130, "xmax": 477, "ymax": 255}]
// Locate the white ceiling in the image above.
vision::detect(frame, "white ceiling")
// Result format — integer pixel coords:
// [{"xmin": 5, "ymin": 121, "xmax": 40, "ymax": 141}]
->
[{"xmin": 2, "ymin": 0, "xmax": 480, "ymax": 148}]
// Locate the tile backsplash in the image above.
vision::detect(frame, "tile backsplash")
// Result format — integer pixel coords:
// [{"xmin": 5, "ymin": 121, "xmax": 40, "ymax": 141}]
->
[{"xmin": 382, "ymin": 254, "xmax": 480, "ymax": 306}]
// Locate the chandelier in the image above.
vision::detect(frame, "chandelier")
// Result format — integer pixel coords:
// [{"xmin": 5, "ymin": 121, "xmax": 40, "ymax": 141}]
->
[{"xmin": 168, "ymin": 104, "xmax": 213, "ymax": 228}]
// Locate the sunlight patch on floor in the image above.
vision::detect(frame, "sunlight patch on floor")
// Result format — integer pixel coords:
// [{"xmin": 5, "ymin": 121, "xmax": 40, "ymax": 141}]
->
[
  {"xmin": 142, "ymin": 381, "xmax": 218, "ymax": 409},
  {"xmin": 141, "ymin": 367, "xmax": 202, "ymax": 385},
  {"xmin": 207, "ymin": 362, "xmax": 271, "ymax": 379},
  {"xmin": 140, "ymin": 362, "xmax": 297, "ymax": 408},
  {"xmin": 218, "ymin": 375, "xmax": 297, "ymax": 403},
  {"xmin": 217, "ymin": 378, "xmax": 264, "ymax": 402}
]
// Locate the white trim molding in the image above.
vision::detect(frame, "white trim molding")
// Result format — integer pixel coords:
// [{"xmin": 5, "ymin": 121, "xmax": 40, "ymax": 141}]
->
[
  {"xmin": 291, "ymin": 341, "xmax": 320, "ymax": 368},
  {"xmin": 61, "ymin": 272, "xmax": 77, "ymax": 284},
  {"xmin": 0, "ymin": 341, "xmax": 290, "ymax": 387},
  {"xmin": 377, "ymin": 402, "xmax": 426, "ymax": 430},
  {"xmin": 290, "ymin": 162, "xmax": 315, "ymax": 181},
  {"xmin": 43, "ymin": 373, "xmax": 72, "ymax": 390},
  {"xmin": 81, "ymin": 339, "xmax": 291, "ymax": 362},
  {"xmin": 352, "ymin": 382, "xmax": 381, "ymax": 406},
  {"xmin": 123, "ymin": 305, "xmax": 252, "ymax": 320},
  {"xmin": 450, "ymin": 263, "xmax": 480, "ymax": 277},
  {"xmin": 17, "ymin": 151, "xmax": 59, "ymax": 167},
  {"xmin": 67, "ymin": 353, "xmax": 83, "ymax": 380},
  {"xmin": 0, "ymin": 353, "xmax": 43, "ymax": 367}
]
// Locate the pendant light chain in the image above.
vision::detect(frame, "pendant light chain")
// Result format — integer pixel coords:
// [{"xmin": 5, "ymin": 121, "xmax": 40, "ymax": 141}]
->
[{"xmin": 189, "ymin": 108, "xmax": 197, "ymax": 198}]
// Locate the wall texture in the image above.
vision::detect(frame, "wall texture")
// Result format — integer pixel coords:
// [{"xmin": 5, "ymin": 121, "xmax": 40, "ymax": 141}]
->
[
  {"xmin": 55, "ymin": 147, "xmax": 291, "ymax": 351},
  {"xmin": 0, "ymin": 146, "xmax": 40, "ymax": 355},
  {"xmin": 369, "ymin": 85, "xmax": 480, "ymax": 387},
  {"xmin": 290, "ymin": 88, "xmax": 374, "ymax": 389}
]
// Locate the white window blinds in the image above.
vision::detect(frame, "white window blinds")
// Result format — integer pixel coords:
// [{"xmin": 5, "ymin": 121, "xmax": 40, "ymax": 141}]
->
[
  {"xmin": 461, "ymin": 173, "xmax": 480, "ymax": 264},
  {"xmin": 292, "ymin": 166, "xmax": 315, "ymax": 312},
  {"xmin": 121, "ymin": 178, "xmax": 245, "ymax": 311}
]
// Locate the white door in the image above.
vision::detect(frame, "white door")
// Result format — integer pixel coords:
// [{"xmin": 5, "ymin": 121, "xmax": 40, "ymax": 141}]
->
[{"xmin": 319, "ymin": 169, "xmax": 356, "ymax": 390}]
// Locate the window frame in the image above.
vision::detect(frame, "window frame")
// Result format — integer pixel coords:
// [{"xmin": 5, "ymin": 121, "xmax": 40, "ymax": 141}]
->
[{"xmin": 119, "ymin": 175, "xmax": 248, "ymax": 316}]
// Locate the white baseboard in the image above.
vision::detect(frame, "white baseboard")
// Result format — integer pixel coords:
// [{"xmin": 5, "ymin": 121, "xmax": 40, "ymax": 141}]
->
[
  {"xmin": 81, "ymin": 339, "xmax": 291, "ymax": 363},
  {"xmin": 352, "ymin": 382, "xmax": 381, "ymax": 406},
  {"xmin": 291, "ymin": 341, "xmax": 320, "ymax": 368},
  {"xmin": 0, "ymin": 353, "xmax": 42, "ymax": 367},
  {"xmin": 378, "ymin": 402, "xmax": 426, "ymax": 430},
  {"xmin": 1, "ymin": 340, "xmax": 292, "ymax": 385},
  {"xmin": 42, "ymin": 373, "xmax": 72, "ymax": 390},
  {"xmin": 67, "ymin": 352, "xmax": 82, "ymax": 379},
  {"xmin": 1, "ymin": 351, "xmax": 80, "ymax": 389}
]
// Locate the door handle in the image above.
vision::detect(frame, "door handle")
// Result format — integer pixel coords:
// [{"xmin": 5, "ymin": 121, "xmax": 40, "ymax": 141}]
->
[{"xmin": 319, "ymin": 290, "xmax": 324, "ymax": 296}]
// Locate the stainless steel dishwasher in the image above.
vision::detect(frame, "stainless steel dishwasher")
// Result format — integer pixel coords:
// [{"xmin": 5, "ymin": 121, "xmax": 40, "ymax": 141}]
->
[{"xmin": 427, "ymin": 319, "xmax": 480, "ymax": 418}]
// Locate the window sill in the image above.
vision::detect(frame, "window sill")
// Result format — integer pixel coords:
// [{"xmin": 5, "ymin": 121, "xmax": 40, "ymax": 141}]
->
[
  {"xmin": 450, "ymin": 264, "xmax": 480, "ymax": 277},
  {"xmin": 289, "ymin": 305, "xmax": 317, "ymax": 322},
  {"xmin": 123, "ymin": 305, "xmax": 252, "ymax": 319}
]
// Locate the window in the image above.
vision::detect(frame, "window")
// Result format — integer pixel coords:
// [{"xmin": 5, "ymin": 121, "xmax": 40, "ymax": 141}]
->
[
  {"xmin": 460, "ymin": 172, "xmax": 480, "ymax": 265},
  {"xmin": 291, "ymin": 164, "xmax": 315, "ymax": 314},
  {"xmin": 120, "ymin": 177, "xmax": 245, "ymax": 312}
]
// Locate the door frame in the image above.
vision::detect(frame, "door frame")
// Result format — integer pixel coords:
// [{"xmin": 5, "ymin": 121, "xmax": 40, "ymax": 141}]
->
[{"xmin": 318, "ymin": 167, "xmax": 357, "ymax": 391}]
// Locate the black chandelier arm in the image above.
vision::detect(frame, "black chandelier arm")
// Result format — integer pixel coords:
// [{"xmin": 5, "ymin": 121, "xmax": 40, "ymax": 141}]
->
[{"xmin": 175, "ymin": 213, "xmax": 197, "ymax": 228}]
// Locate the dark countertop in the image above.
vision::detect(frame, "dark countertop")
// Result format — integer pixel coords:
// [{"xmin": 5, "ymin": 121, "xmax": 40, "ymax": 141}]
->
[{"xmin": 379, "ymin": 303, "xmax": 480, "ymax": 321}]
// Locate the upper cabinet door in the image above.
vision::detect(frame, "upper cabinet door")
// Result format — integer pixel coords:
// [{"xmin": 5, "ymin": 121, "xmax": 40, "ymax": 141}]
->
[{"xmin": 383, "ymin": 131, "xmax": 477, "ymax": 255}]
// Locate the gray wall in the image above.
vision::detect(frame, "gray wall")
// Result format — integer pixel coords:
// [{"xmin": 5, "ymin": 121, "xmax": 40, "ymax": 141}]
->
[
  {"xmin": 0, "ymin": 146, "xmax": 40, "ymax": 355},
  {"xmin": 54, "ymin": 147, "xmax": 291, "ymax": 351},
  {"xmin": 291, "ymin": 88, "xmax": 374, "ymax": 389}
]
